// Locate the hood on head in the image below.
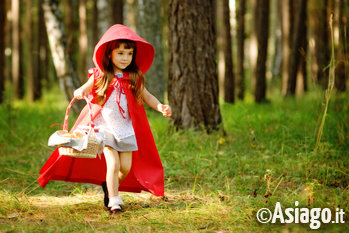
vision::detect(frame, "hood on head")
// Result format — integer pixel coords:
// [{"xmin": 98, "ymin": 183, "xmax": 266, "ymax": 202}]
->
[{"xmin": 93, "ymin": 24, "xmax": 154, "ymax": 74}]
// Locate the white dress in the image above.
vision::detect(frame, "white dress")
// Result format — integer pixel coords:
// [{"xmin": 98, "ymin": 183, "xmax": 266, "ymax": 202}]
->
[{"xmin": 93, "ymin": 73, "xmax": 138, "ymax": 152}]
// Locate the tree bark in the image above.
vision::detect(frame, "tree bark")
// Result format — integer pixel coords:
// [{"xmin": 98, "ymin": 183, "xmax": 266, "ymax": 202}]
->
[
  {"xmin": 0, "ymin": 0, "xmax": 6, "ymax": 103},
  {"xmin": 297, "ymin": 0, "xmax": 308, "ymax": 95},
  {"xmin": 97, "ymin": 0, "xmax": 109, "ymax": 36},
  {"xmin": 92, "ymin": 0, "xmax": 99, "ymax": 46},
  {"xmin": 254, "ymin": 0, "xmax": 270, "ymax": 103},
  {"xmin": 135, "ymin": 0, "xmax": 165, "ymax": 102},
  {"xmin": 334, "ymin": 0, "xmax": 347, "ymax": 92},
  {"xmin": 12, "ymin": 0, "xmax": 24, "ymax": 99},
  {"xmin": 64, "ymin": 0, "xmax": 79, "ymax": 78},
  {"xmin": 236, "ymin": 0, "xmax": 245, "ymax": 100},
  {"xmin": 308, "ymin": 0, "xmax": 329, "ymax": 89},
  {"xmin": 223, "ymin": 0, "xmax": 234, "ymax": 103},
  {"xmin": 27, "ymin": 0, "xmax": 36, "ymax": 101},
  {"xmin": 42, "ymin": 0, "xmax": 83, "ymax": 112},
  {"xmin": 249, "ymin": 0, "xmax": 258, "ymax": 93},
  {"xmin": 110, "ymin": 0, "xmax": 123, "ymax": 24},
  {"xmin": 272, "ymin": 0, "xmax": 282, "ymax": 79},
  {"xmin": 281, "ymin": 0, "xmax": 292, "ymax": 96},
  {"xmin": 168, "ymin": 0, "xmax": 222, "ymax": 132},
  {"xmin": 39, "ymin": 0, "xmax": 49, "ymax": 85},
  {"xmin": 79, "ymin": 0, "xmax": 87, "ymax": 82},
  {"xmin": 286, "ymin": 0, "xmax": 307, "ymax": 96}
]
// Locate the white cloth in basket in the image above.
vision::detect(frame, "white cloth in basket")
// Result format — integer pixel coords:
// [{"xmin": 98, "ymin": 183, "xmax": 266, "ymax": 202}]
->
[{"xmin": 48, "ymin": 126, "xmax": 104, "ymax": 155}]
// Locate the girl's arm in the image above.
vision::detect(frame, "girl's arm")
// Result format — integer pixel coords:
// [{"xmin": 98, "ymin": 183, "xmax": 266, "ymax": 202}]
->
[
  {"xmin": 74, "ymin": 75, "xmax": 95, "ymax": 99},
  {"xmin": 142, "ymin": 88, "xmax": 172, "ymax": 117}
]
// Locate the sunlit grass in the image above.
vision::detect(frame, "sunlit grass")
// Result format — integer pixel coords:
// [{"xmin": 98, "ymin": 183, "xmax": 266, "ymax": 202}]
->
[{"xmin": 0, "ymin": 86, "xmax": 348, "ymax": 232}]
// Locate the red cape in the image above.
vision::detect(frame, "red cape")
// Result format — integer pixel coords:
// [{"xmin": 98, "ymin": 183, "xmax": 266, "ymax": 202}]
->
[{"xmin": 37, "ymin": 25, "xmax": 164, "ymax": 196}]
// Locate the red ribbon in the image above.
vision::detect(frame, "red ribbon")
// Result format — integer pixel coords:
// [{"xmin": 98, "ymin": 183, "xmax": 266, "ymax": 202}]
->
[{"xmin": 114, "ymin": 76, "xmax": 127, "ymax": 119}]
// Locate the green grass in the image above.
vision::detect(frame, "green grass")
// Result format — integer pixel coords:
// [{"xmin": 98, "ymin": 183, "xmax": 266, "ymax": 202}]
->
[{"xmin": 0, "ymin": 87, "xmax": 348, "ymax": 232}]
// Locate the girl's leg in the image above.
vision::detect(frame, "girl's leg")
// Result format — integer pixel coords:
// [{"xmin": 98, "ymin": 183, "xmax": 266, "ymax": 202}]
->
[
  {"xmin": 103, "ymin": 146, "xmax": 120, "ymax": 198},
  {"xmin": 119, "ymin": 151, "xmax": 132, "ymax": 182}
]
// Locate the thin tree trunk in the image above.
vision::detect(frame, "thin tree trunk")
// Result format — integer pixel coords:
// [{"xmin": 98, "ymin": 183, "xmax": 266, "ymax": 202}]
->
[
  {"xmin": 92, "ymin": 0, "xmax": 99, "ymax": 46},
  {"xmin": 0, "ymin": 0, "xmax": 6, "ymax": 103},
  {"xmin": 216, "ymin": 0, "xmax": 225, "ymax": 100},
  {"xmin": 27, "ymin": 0, "xmax": 41, "ymax": 101},
  {"xmin": 12, "ymin": 0, "xmax": 24, "ymax": 99},
  {"xmin": 64, "ymin": 0, "xmax": 79, "ymax": 79},
  {"xmin": 110, "ymin": 0, "xmax": 123, "ymax": 24},
  {"xmin": 135, "ymin": 0, "xmax": 165, "ymax": 102},
  {"xmin": 249, "ymin": 0, "xmax": 258, "ymax": 93},
  {"xmin": 79, "ymin": 0, "xmax": 87, "ymax": 82},
  {"xmin": 308, "ymin": 0, "xmax": 329, "ymax": 89},
  {"xmin": 5, "ymin": 0, "xmax": 11, "ymax": 88},
  {"xmin": 334, "ymin": 0, "xmax": 347, "ymax": 92},
  {"xmin": 281, "ymin": 0, "xmax": 292, "ymax": 96},
  {"xmin": 297, "ymin": 0, "xmax": 308, "ymax": 95},
  {"xmin": 254, "ymin": 0, "xmax": 270, "ymax": 103},
  {"xmin": 42, "ymin": 0, "xmax": 83, "ymax": 112},
  {"xmin": 272, "ymin": 0, "xmax": 282, "ymax": 79},
  {"xmin": 27, "ymin": 0, "xmax": 34, "ymax": 101},
  {"xmin": 97, "ymin": 0, "xmax": 109, "ymax": 36},
  {"xmin": 286, "ymin": 0, "xmax": 307, "ymax": 96},
  {"xmin": 236, "ymin": 0, "xmax": 245, "ymax": 100},
  {"xmin": 39, "ymin": 0, "xmax": 48, "ymax": 85},
  {"xmin": 168, "ymin": 0, "xmax": 222, "ymax": 132},
  {"xmin": 223, "ymin": 0, "xmax": 234, "ymax": 103}
]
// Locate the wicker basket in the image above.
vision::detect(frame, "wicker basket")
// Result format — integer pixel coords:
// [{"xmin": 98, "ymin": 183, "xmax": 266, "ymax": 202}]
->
[{"xmin": 58, "ymin": 95, "xmax": 100, "ymax": 159}]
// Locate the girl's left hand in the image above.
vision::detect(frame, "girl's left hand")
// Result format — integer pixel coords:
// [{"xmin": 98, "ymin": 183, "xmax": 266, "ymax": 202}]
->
[{"xmin": 160, "ymin": 104, "xmax": 172, "ymax": 118}]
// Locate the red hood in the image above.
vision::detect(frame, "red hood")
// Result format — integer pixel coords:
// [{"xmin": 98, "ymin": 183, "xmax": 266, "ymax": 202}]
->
[{"xmin": 93, "ymin": 24, "xmax": 154, "ymax": 74}]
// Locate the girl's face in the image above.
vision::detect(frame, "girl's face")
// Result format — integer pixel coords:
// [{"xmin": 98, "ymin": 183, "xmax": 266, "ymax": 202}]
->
[{"xmin": 111, "ymin": 43, "xmax": 134, "ymax": 72}]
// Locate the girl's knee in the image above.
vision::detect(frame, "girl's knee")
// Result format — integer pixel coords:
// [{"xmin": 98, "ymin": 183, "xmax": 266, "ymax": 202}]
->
[
  {"xmin": 120, "ymin": 162, "xmax": 131, "ymax": 176},
  {"xmin": 108, "ymin": 161, "xmax": 120, "ymax": 174},
  {"xmin": 104, "ymin": 147, "xmax": 120, "ymax": 173},
  {"xmin": 119, "ymin": 153, "xmax": 132, "ymax": 179}
]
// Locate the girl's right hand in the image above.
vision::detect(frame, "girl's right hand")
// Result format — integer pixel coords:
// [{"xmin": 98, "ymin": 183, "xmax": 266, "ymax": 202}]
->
[{"xmin": 74, "ymin": 88, "xmax": 86, "ymax": 99}]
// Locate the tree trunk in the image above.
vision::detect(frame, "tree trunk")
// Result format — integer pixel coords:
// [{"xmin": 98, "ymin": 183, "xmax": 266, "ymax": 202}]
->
[
  {"xmin": 135, "ymin": 0, "xmax": 165, "ymax": 102},
  {"xmin": 223, "ymin": 0, "xmax": 234, "ymax": 103},
  {"xmin": 92, "ymin": 0, "xmax": 99, "ymax": 46},
  {"xmin": 286, "ymin": 0, "xmax": 307, "ymax": 96},
  {"xmin": 249, "ymin": 0, "xmax": 258, "ymax": 94},
  {"xmin": 64, "ymin": 0, "xmax": 79, "ymax": 79},
  {"xmin": 334, "ymin": 0, "xmax": 347, "ymax": 92},
  {"xmin": 110, "ymin": 0, "xmax": 123, "ymax": 24},
  {"xmin": 216, "ymin": 0, "xmax": 225, "ymax": 100},
  {"xmin": 281, "ymin": 0, "xmax": 292, "ymax": 95},
  {"xmin": 168, "ymin": 0, "xmax": 222, "ymax": 132},
  {"xmin": 12, "ymin": 0, "xmax": 24, "ymax": 99},
  {"xmin": 0, "ymin": 0, "xmax": 6, "ymax": 103},
  {"xmin": 27, "ymin": 0, "xmax": 35, "ymax": 101},
  {"xmin": 97, "ymin": 0, "xmax": 109, "ymax": 36},
  {"xmin": 296, "ymin": 0, "xmax": 308, "ymax": 95},
  {"xmin": 308, "ymin": 0, "xmax": 329, "ymax": 89},
  {"xmin": 79, "ymin": 0, "xmax": 87, "ymax": 82},
  {"xmin": 254, "ymin": 0, "xmax": 270, "ymax": 103},
  {"xmin": 272, "ymin": 0, "xmax": 282, "ymax": 79},
  {"xmin": 42, "ymin": 0, "xmax": 83, "ymax": 112},
  {"xmin": 39, "ymin": 0, "xmax": 49, "ymax": 85},
  {"xmin": 236, "ymin": 0, "xmax": 245, "ymax": 100}
]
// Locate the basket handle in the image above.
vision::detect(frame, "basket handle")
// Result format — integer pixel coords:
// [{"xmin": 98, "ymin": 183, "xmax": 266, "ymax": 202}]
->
[{"xmin": 62, "ymin": 95, "xmax": 94, "ymax": 131}]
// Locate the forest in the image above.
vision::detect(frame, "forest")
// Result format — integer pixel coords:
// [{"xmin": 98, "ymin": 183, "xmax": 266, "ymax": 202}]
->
[{"xmin": 0, "ymin": 0, "xmax": 348, "ymax": 232}]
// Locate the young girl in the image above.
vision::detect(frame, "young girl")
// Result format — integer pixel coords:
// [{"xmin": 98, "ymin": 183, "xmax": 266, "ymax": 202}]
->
[{"xmin": 38, "ymin": 24, "xmax": 171, "ymax": 214}]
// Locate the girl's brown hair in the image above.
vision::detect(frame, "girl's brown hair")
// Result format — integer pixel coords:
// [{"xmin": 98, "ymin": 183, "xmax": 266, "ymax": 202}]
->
[{"xmin": 94, "ymin": 39, "xmax": 145, "ymax": 105}]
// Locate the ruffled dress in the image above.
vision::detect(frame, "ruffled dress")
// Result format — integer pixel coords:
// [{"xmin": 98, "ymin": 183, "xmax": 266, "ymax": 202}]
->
[{"xmin": 93, "ymin": 73, "xmax": 138, "ymax": 152}]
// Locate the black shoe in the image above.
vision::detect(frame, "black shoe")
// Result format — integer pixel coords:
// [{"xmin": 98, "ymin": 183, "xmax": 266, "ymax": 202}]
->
[{"xmin": 101, "ymin": 181, "xmax": 109, "ymax": 208}]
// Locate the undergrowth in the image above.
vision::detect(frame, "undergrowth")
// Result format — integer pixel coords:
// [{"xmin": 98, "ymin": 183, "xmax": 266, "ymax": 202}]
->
[{"xmin": 0, "ymin": 86, "xmax": 348, "ymax": 232}]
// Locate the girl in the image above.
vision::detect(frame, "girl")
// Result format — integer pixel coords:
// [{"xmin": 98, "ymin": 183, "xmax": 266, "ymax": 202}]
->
[{"xmin": 38, "ymin": 24, "xmax": 171, "ymax": 214}]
